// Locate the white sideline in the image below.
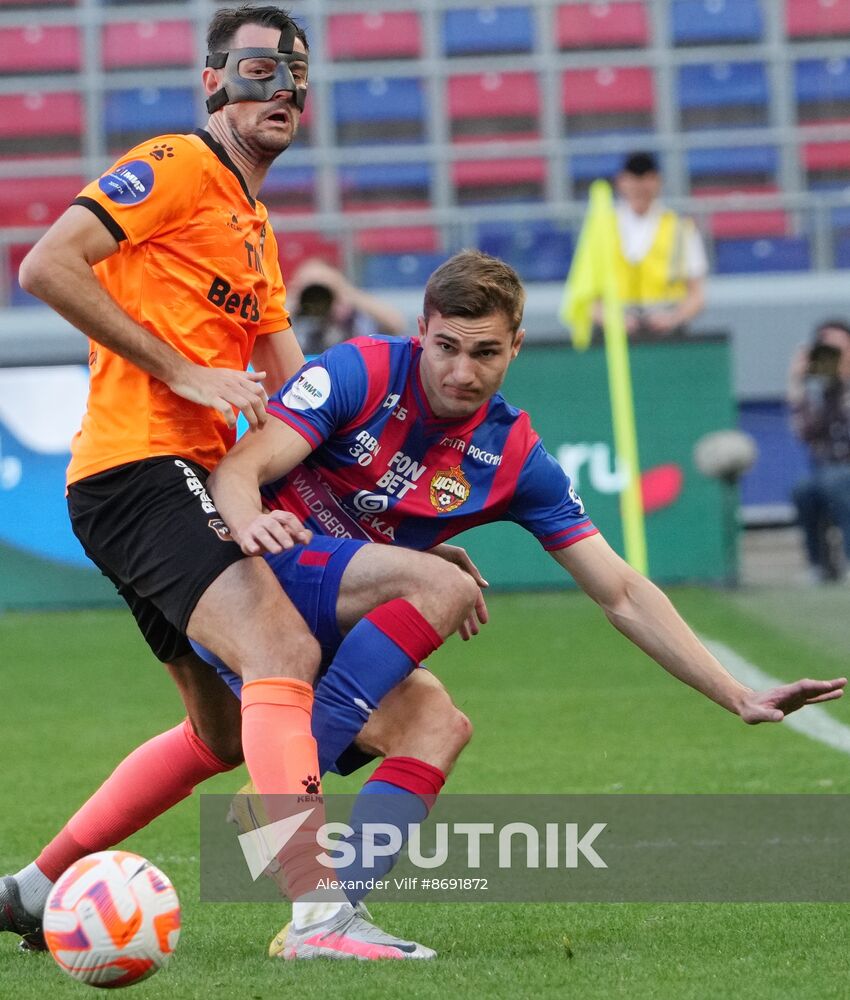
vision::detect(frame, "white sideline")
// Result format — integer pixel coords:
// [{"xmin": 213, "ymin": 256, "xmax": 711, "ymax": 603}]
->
[{"xmin": 703, "ymin": 638, "xmax": 850, "ymax": 756}]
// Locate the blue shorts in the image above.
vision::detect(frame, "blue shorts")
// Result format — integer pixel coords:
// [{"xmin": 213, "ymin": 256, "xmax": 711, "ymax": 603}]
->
[{"xmin": 190, "ymin": 534, "xmax": 368, "ymax": 698}]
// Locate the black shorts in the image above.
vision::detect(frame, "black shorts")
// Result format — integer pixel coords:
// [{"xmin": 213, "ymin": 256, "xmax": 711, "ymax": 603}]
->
[{"xmin": 67, "ymin": 456, "xmax": 247, "ymax": 663}]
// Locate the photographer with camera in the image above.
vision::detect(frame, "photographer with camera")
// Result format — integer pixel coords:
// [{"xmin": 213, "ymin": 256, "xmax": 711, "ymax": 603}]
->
[
  {"xmin": 288, "ymin": 257, "xmax": 406, "ymax": 355},
  {"xmin": 788, "ymin": 319, "xmax": 850, "ymax": 582}
]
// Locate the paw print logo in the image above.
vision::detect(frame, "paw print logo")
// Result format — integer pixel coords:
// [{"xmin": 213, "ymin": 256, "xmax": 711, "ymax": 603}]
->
[
  {"xmin": 149, "ymin": 144, "xmax": 175, "ymax": 161},
  {"xmin": 302, "ymin": 774, "xmax": 321, "ymax": 794}
]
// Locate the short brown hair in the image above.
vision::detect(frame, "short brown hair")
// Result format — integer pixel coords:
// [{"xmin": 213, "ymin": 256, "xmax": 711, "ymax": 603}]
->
[
  {"xmin": 207, "ymin": 5, "xmax": 308, "ymax": 53},
  {"xmin": 423, "ymin": 250, "xmax": 525, "ymax": 333}
]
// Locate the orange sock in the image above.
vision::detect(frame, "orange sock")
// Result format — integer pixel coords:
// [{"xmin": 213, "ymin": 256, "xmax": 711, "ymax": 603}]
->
[
  {"xmin": 240, "ymin": 677, "xmax": 320, "ymax": 796},
  {"xmin": 241, "ymin": 677, "xmax": 330, "ymax": 902}
]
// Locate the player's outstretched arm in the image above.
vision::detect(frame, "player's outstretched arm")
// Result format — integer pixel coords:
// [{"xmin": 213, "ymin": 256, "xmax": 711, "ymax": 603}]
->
[
  {"xmin": 208, "ymin": 418, "xmax": 313, "ymax": 556},
  {"xmin": 18, "ymin": 206, "xmax": 270, "ymax": 430},
  {"xmin": 551, "ymin": 534, "xmax": 846, "ymax": 723}
]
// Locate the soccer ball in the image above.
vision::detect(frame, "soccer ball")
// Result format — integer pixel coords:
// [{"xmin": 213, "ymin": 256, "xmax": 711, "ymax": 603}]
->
[{"xmin": 43, "ymin": 850, "xmax": 181, "ymax": 989}]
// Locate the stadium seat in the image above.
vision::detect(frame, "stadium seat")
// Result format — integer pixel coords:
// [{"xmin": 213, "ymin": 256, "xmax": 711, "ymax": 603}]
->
[
  {"xmin": 452, "ymin": 157, "xmax": 546, "ymax": 204},
  {"xmin": 262, "ymin": 165, "xmax": 316, "ymax": 215},
  {"xmin": 714, "ymin": 236, "xmax": 811, "ymax": 274},
  {"xmin": 327, "ymin": 12, "xmax": 422, "ymax": 60},
  {"xmin": 339, "ymin": 161, "xmax": 431, "ymax": 210},
  {"xmin": 104, "ymin": 87, "xmax": 196, "ymax": 150},
  {"xmin": 333, "ymin": 77, "xmax": 425, "ymax": 145},
  {"xmin": 0, "ymin": 25, "xmax": 80, "ymax": 74},
  {"xmin": 0, "ymin": 91, "xmax": 83, "ymax": 155},
  {"xmin": 834, "ymin": 234, "xmax": 850, "ymax": 268},
  {"xmin": 787, "ymin": 0, "xmax": 850, "ymax": 40},
  {"xmin": 802, "ymin": 141, "xmax": 850, "ymax": 188},
  {"xmin": 707, "ymin": 208, "xmax": 789, "ymax": 240},
  {"xmin": 361, "ymin": 251, "xmax": 451, "ymax": 289},
  {"xmin": 476, "ymin": 219, "xmax": 574, "ymax": 282},
  {"xmin": 354, "ymin": 226, "xmax": 440, "ymax": 254},
  {"xmin": 556, "ymin": 2, "xmax": 648, "ymax": 50},
  {"xmin": 442, "ymin": 6, "xmax": 534, "ymax": 56},
  {"xmin": 677, "ymin": 61, "xmax": 769, "ymax": 129},
  {"xmin": 691, "ymin": 184, "xmax": 788, "ymax": 238},
  {"xmin": 795, "ymin": 58, "xmax": 850, "ymax": 124},
  {"xmin": 448, "ymin": 71, "xmax": 540, "ymax": 142},
  {"xmin": 686, "ymin": 145, "xmax": 779, "ymax": 189},
  {"xmin": 278, "ymin": 231, "xmax": 342, "ymax": 273},
  {"xmin": 567, "ymin": 151, "xmax": 629, "ymax": 197},
  {"xmin": 101, "ymin": 20, "xmax": 195, "ymax": 70},
  {"xmin": 561, "ymin": 66, "xmax": 654, "ymax": 134},
  {"xmin": 671, "ymin": 0, "xmax": 764, "ymax": 46},
  {"xmin": 0, "ymin": 175, "xmax": 83, "ymax": 227}
]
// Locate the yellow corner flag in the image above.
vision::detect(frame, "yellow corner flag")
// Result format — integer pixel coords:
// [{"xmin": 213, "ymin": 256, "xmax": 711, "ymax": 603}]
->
[{"xmin": 560, "ymin": 180, "xmax": 648, "ymax": 574}]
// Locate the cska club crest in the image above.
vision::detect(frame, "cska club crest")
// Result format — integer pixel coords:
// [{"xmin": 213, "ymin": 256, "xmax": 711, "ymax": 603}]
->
[{"xmin": 429, "ymin": 465, "xmax": 471, "ymax": 513}]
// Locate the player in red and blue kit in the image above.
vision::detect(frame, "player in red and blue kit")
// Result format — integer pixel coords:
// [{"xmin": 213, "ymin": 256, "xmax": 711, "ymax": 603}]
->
[{"xmin": 207, "ymin": 249, "xmax": 845, "ymax": 959}]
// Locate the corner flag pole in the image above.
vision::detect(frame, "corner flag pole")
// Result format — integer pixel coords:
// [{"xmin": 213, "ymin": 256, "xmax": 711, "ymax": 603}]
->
[{"xmin": 561, "ymin": 180, "xmax": 648, "ymax": 574}]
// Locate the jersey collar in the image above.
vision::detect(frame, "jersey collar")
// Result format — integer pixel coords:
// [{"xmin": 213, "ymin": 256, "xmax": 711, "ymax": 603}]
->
[{"xmin": 193, "ymin": 128, "xmax": 256, "ymax": 208}]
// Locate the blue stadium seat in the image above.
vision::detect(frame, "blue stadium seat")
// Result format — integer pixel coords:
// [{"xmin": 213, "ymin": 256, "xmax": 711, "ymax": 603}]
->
[
  {"xmin": 835, "ymin": 235, "xmax": 850, "ymax": 268},
  {"xmin": 442, "ymin": 6, "xmax": 534, "ymax": 55},
  {"xmin": 671, "ymin": 0, "xmax": 764, "ymax": 46},
  {"xmin": 714, "ymin": 236, "xmax": 811, "ymax": 274},
  {"xmin": 687, "ymin": 145, "xmax": 778, "ymax": 187},
  {"xmin": 339, "ymin": 161, "xmax": 431, "ymax": 208},
  {"xmin": 104, "ymin": 87, "xmax": 195, "ymax": 140},
  {"xmin": 678, "ymin": 61, "xmax": 769, "ymax": 128},
  {"xmin": 476, "ymin": 220, "xmax": 574, "ymax": 282},
  {"xmin": 333, "ymin": 77, "xmax": 425, "ymax": 144},
  {"xmin": 567, "ymin": 152, "xmax": 626, "ymax": 196},
  {"xmin": 795, "ymin": 58, "xmax": 850, "ymax": 121},
  {"xmin": 361, "ymin": 251, "xmax": 451, "ymax": 288},
  {"xmin": 262, "ymin": 165, "xmax": 316, "ymax": 211}
]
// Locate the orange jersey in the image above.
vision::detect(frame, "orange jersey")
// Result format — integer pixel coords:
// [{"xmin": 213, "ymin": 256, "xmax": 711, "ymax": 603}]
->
[{"xmin": 67, "ymin": 130, "xmax": 290, "ymax": 485}]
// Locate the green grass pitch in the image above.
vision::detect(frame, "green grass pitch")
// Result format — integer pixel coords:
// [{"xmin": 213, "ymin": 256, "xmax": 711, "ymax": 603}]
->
[{"xmin": 2, "ymin": 586, "xmax": 848, "ymax": 999}]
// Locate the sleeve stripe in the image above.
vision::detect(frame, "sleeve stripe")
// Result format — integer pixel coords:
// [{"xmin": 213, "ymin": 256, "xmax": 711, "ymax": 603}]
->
[
  {"xmin": 542, "ymin": 526, "xmax": 599, "ymax": 551},
  {"xmin": 539, "ymin": 520, "xmax": 595, "ymax": 545},
  {"xmin": 73, "ymin": 197, "xmax": 127, "ymax": 243},
  {"xmin": 267, "ymin": 402, "xmax": 323, "ymax": 448}
]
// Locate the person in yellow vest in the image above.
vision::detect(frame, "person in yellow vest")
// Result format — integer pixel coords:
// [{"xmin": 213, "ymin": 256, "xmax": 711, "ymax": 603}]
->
[{"xmin": 612, "ymin": 151, "xmax": 708, "ymax": 337}]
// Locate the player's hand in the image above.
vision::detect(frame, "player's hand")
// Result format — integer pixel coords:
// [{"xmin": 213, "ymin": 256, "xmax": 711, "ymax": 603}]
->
[
  {"xmin": 166, "ymin": 364, "xmax": 270, "ymax": 429},
  {"xmin": 738, "ymin": 676, "xmax": 846, "ymax": 724},
  {"xmin": 428, "ymin": 543, "xmax": 490, "ymax": 641},
  {"xmin": 235, "ymin": 510, "xmax": 312, "ymax": 556}
]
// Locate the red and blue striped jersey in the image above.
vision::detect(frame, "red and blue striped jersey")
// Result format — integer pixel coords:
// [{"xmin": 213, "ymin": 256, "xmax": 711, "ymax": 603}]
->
[{"xmin": 262, "ymin": 336, "xmax": 598, "ymax": 552}]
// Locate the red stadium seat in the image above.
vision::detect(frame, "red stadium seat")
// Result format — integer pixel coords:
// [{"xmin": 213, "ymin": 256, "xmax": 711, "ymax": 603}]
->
[
  {"xmin": 561, "ymin": 66, "xmax": 654, "ymax": 132},
  {"xmin": 803, "ymin": 141, "xmax": 850, "ymax": 172},
  {"xmin": 708, "ymin": 210, "xmax": 790, "ymax": 239},
  {"xmin": 787, "ymin": 0, "xmax": 850, "ymax": 39},
  {"xmin": 0, "ymin": 175, "xmax": 84, "ymax": 227},
  {"xmin": 354, "ymin": 226, "xmax": 440, "ymax": 254},
  {"xmin": 0, "ymin": 25, "xmax": 81, "ymax": 73},
  {"xmin": 448, "ymin": 71, "xmax": 540, "ymax": 142},
  {"xmin": 101, "ymin": 20, "xmax": 195, "ymax": 70},
  {"xmin": 556, "ymin": 2, "xmax": 649, "ymax": 50},
  {"xmin": 278, "ymin": 231, "xmax": 342, "ymax": 273},
  {"xmin": 0, "ymin": 91, "xmax": 83, "ymax": 155},
  {"xmin": 452, "ymin": 157, "xmax": 546, "ymax": 204},
  {"xmin": 802, "ymin": 140, "xmax": 850, "ymax": 187},
  {"xmin": 327, "ymin": 12, "xmax": 421, "ymax": 60}
]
